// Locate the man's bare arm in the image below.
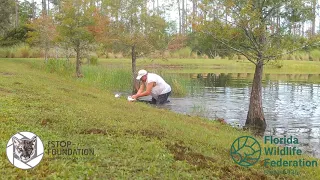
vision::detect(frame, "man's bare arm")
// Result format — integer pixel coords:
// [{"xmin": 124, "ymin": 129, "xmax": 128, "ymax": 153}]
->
[
  {"xmin": 136, "ymin": 82, "xmax": 145, "ymax": 95},
  {"xmin": 133, "ymin": 82, "xmax": 154, "ymax": 99}
]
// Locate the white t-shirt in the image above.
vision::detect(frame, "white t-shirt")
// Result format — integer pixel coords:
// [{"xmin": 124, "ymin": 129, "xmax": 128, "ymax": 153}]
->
[{"xmin": 145, "ymin": 73, "xmax": 171, "ymax": 99}]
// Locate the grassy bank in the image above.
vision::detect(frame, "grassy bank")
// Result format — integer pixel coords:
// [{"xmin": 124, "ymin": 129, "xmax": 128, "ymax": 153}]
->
[
  {"xmin": 98, "ymin": 58, "xmax": 320, "ymax": 74},
  {"xmin": 0, "ymin": 59, "xmax": 320, "ymax": 179},
  {"xmin": 10, "ymin": 57, "xmax": 320, "ymax": 74}
]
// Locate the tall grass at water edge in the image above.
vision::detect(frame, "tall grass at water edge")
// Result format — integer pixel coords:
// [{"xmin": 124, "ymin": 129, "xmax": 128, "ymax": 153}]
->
[
  {"xmin": 81, "ymin": 67, "xmax": 196, "ymax": 97},
  {"xmin": 152, "ymin": 69, "xmax": 205, "ymax": 97},
  {"xmin": 35, "ymin": 59, "xmax": 192, "ymax": 96},
  {"xmin": 81, "ymin": 65, "xmax": 132, "ymax": 91}
]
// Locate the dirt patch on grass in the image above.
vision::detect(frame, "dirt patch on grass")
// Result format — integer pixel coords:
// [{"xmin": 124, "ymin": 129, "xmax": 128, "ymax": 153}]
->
[
  {"xmin": 0, "ymin": 72, "xmax": 15, "ymax": 76},
  {"xmin": 59, "ymin": 87, "xmax": 72, "ymax": 93},
  {"xmin": 140, "ymin": 129, "xmax": 165, "ymax": 140},
  {"xmin": 0, "ymin": 87, "xmax": 12, "ymax": 94},
  {"xmin": 41, "ymin": 119, "xmax": 53, "ymax": 126},
  {"xmin": 13, "ymin": 82, "xmax": 22, "ymax": 85},
  {"xmin": 80, "ymin": 128, "xmax": 108, "ymax": 135},
  {"xmin": 166, "ymin": 142, "xmax": 216, "ymax": 169},
  {"xmin": 81, "ymin": 93, "xmax": 97, "ymax": 99},
  {"xmin": 125, "ymin": 129, "xmax": 166, "ymax": 140},
  {"xmin": 221, "ymin": 165, "xmax": 269, "ymax": 180}
]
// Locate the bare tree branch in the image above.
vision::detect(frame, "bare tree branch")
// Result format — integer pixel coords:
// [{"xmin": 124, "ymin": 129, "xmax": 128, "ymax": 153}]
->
[
  {"xmin": 203, "ymin": 30, "xmax": 257, "ymax": 64},
  {"xmin": 264, "ymin": 5, "xmax": 283, "ymax": 21},
  {"xmin": 240, "ymin": 26, "xmax": 260, "ymax": 53}
]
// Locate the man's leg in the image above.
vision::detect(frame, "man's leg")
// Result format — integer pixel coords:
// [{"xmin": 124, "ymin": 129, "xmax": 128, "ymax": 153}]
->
[
  {"xmin": 156, "ymin": 91, "xmax": 171, "ymax": 105},
  {"xmin": 137, "ymin": 99, "xmax": 153, "ymax": 104},
  {"xmin": 150, "ymin": 97, "xmax": 157, "ymax": 104}
]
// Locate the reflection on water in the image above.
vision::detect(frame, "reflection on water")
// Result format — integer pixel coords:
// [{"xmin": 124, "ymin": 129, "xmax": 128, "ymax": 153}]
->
[{"xmin": 164, "ymin": 73, "xmax": 320, "ymax": 158}]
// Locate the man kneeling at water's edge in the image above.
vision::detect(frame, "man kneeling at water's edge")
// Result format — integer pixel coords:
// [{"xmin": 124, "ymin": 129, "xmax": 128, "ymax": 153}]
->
[{"xmin": 131, "ymin": 69, "xmax": 171, "ymax": 104}]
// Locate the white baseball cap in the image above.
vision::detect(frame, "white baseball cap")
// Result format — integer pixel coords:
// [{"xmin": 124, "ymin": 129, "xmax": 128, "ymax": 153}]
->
[{"xmin": 136, "ymin": 69, "xmax": 148, "ymax": 80}]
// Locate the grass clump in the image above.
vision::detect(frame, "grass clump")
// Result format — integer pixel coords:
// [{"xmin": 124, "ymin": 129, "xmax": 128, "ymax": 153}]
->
[
  {"xmin": 45, "ymin": 59, "xmax": 74, "ymax": 76},
  {"xmin": 40, "ymin": 59, "xmax": 190, "ymax": 96},
  {"xmin": 171, "ymin": 47, "xmax": 192, "ymax": 59},
  {"xmin": 153, "ymin": 71, "xmax": 189, "ymax": 97},
  {"xmin": 0, "ymin": 44, "xmax": 44, "ymax": 58},
  {"xmin": 87, "ymin": 54, "xmax": 99, "ymax": 65},
  {"xmin": 169, "ymin": 78, "xmax": 186, "ymax": 97},
  {"xmin": 32, "ymin": 59, "xmax": 131, "ymax": 92},
  {"xmin": 310, "ymin": 50, "xmax": 320, "ymax": 61},
  {"xmin": 0, "ymin": 47, "xmax": 15, "ymax": 58},
  {"xmin": 81, "ymin": 65, "xmax": 132, "ymax": 91},
  {"xmin": 17, "ymin": 45, "xmax": 31, "ymax": 58}
]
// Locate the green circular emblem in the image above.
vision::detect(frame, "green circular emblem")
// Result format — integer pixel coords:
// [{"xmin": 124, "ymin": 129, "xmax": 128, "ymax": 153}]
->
[{"xmin": 230, "ymin": 136, "xmax": 261, "ymax": 167}]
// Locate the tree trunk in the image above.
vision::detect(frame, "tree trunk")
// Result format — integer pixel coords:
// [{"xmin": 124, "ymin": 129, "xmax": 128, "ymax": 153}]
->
[
  {"xmin": 76, "ymin": 45, "xmax": 82, "ymax": 78},
  {"xmin": 15, "ymin": 0, "xmax": 19, "ymax": 28},
  {"xmin": 302, "ymin": 22, "xmax": 304, "ymax": 37},
  {"xmin": 276, "ymin": 8, "xmax": 280, "ymax": 47},
  {"xmin": 312, "ymin": 0, "xmax": 316, "ymax": 35},
  {"xmin": 225, "ymin": 6, "xmax": 228, "ymax": 25},
  {"xmin": 131, "ymin": 45, "xmax": 138, "ymax": 94},
  {"xmin": 42, "ymin": 0, "xmax": 47, "ymax": 15},
  {"xmin": 245, "ymin": 60, "xmax": 266, "ymax": 135},
  {"xmin": 31, "ymin": 0, "xmax": 34, "ymax": 18},
  {"xmin": 192, "ymin": 0, "xmax": 197, "ymax": 31},
  {"xmin": 44, "ymin": 46, "xmax": 48, "ymax": 63},
  {"xmin": 152, "ymin": 0, "xmax": 155, "ymax": 11},
  {"xmin": 246, "ymin": 12, "xmax": 267, "ymax": 135},
  {"xmin": 276, "ymin": 9, "xmax": 280, "ymax": 33},
  {"xmin": 156, "ymin": 0, "xmax": 159, "ymax": 14},
  {"xmin": 178, "ymin": 0, "xmax": 181, "ymax": 34},
  {"xmin": 55, "ymin": 47, "xmax": 58, "ymax": 59},
  {"xmin": 182, "ymin": 0, "xmax": 185, "ymax": 34},
  {"xmin": 185, "ymin": 0, "xmax": 188, "ymax": 33}
]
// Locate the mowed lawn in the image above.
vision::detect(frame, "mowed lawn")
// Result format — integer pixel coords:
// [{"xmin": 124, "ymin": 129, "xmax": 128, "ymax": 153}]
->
[{"xmin": 0, "ymin": 59, "xmax": 319, "ymax": 179}]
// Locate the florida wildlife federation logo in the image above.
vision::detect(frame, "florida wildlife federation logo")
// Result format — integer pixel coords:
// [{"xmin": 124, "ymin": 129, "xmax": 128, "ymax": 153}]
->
[
  {"xmin": 6, "ymin": 132, "xmax": 44, "ymax": 169},
  {"xmin": 230, "ymin": 136, "xmax": 261, "ymax": 167}
]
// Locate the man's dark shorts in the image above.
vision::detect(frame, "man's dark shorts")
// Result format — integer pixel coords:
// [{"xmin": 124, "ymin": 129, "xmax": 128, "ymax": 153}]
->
[{"xmin": 150, "ymin": 91, "xmax": 171, "ymax": 105}]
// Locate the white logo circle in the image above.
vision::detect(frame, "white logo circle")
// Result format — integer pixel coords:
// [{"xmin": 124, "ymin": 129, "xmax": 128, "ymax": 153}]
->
[{"xmin": 6, "ymin": 132, "xmax": 44, "ymax": 169}]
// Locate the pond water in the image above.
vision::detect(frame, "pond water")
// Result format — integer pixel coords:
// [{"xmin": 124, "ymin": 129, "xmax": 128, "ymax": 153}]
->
[{"xmin": 142, "ymin": 73, "xmax": 320, "ymax": 158}]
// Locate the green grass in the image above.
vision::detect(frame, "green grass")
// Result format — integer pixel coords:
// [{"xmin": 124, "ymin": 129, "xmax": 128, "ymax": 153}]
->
[
  {"xmin": 96, "ymin": 58, "xmax": 320, "ymax": 74},
  {"xmin": 13, "ymin": 57, "xmax": 320, "ymax": 74},
  {"xmin": 28, "ymin": 58, "xmax": 191, "ymax": 97},
  {"xmin": 99, "ymin": 58, "xmax": 320, "ymax": 83},
  {"xmin": 0, "ymin": 59, "xmax": 320, "ymax": 179},
  {"xmin": 0, "ymin": 44, "xmax": 43, "ymax": 58},
  {"xmin": 80, "ymin": 65, "xmax": 132, "ymax": 92},
  {"xmin": 310, "ymin": 50, "xmax": 320, "ymax": 61}
]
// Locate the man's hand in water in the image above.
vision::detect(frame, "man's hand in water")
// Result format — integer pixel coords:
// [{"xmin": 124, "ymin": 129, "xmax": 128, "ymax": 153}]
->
[{"xmin": 131, "ymin": 83, "xmax": 154, "ymax": 100}]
